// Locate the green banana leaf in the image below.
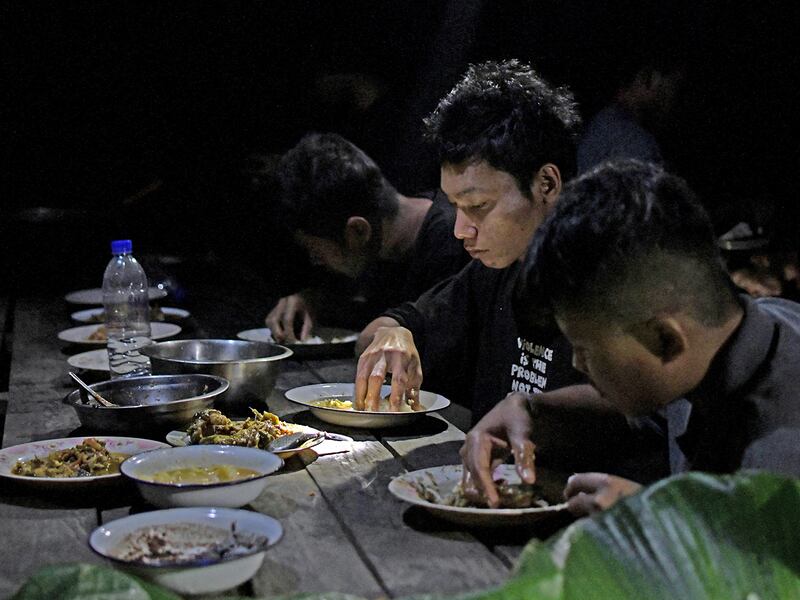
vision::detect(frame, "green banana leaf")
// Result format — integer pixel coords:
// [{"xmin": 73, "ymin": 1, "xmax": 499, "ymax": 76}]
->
[
  {"xmin": 10, "ymin": 564, "xmax": 181, "ymax": 600},
  {"xmin": 11, "ymin": 472, "xmax": 800, "ymax": 600},
  {"xmin": 502, "ymin": 470, "xmax": 800, "ymax": 600}
]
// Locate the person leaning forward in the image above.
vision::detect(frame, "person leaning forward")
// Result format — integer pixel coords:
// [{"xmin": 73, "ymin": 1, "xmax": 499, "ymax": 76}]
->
[
  {"xmin": 265, "ymin": 132, "xmax": 469, "ymax": 342},
  {"xmin": 461, "ymin": 159, "xmax": 800, "ymax": 514},
  {"xmin": 354, "ymin": 59, "xmax": 587, "ymax": 415},
  {"xmin": 352, "ymin": 60, "xmax": 661, "ymax": 490}
]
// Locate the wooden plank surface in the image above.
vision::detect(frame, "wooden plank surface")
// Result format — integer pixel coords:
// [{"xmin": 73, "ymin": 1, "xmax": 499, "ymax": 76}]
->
[
  {"xmin": 305, "ymin": 439, "xmax": 509, "ymax": 597},
  {"xmin": 0, "ymin": 501, "xmax": 101, "ymax": 598},
  {"xmin": 0, "ymin": 296, "xmax": 102, "ymax": 598},
  {"xmin": 250, "ymin": 464, "xmax": 385, "ymax": 598},
  {"xmin": 1, "ymin": 296, "xmax": 521, "ymax": 599}
]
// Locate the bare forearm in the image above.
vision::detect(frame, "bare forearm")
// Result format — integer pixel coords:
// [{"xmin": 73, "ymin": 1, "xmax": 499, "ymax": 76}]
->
[{"xmin": 355, "ymin": 316, "xmax": 400, "ymax": 355}]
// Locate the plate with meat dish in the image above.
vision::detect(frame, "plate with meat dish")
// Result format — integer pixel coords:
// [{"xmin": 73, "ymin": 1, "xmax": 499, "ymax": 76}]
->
[
  {"xmin": 388, "ymin": 464, "xmax": 569, "ymax": 527},
  {"xmin": 284, "ymin": 383, "xmax": 450, "ymax": 428},
  {"xmin": 0, "ymin": 436, "xmax": 170, "ymax": 489},
  {"xmin": 71, "ymin": 306, "xmax": 190, "ymax": 324},
  {"xmin": 65, "ymin": 287, "xmax": 168, "ymax": 305},
  {"xmin": 237, "ymin": 327, "xmax": 358, "ymax": 359},
  {"xmin": 165, "ymin": 408, "xmax": 325, "ymax": 460},
  {"xmin": 58, "ymin": 322, "xmax": 182, "ymax": 345}
]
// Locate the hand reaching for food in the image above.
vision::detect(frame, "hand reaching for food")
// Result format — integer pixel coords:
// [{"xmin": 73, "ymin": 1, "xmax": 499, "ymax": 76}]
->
[
  {"xmin": 265, "ymin": 293, "xmax": 314, "ymax": 342},
  {"xmin": 460, "ymin": 392, "xmax": 537, "ymax": 508},
  {"xmin": 354, "ymin": 326, "xmax": 422, "ymax": 411}
]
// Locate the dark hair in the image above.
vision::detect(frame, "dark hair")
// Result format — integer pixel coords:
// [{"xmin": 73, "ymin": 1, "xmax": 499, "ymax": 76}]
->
[
  {"xmin": 424, "ymin": 59, "xmax": 582, "ymax": 194},
  {"xmin": 277, "ymin": 132, "xmax": 398, "ymax": 241},
  {"xmin": 515, "ymin": 160, "xmax": 740, "ymax": 333}
]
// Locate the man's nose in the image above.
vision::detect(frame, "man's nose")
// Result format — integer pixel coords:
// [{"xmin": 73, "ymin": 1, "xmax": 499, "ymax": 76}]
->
[{"xmin": 454, "ymin": 210, "xmax": 477, "ymax": 240}]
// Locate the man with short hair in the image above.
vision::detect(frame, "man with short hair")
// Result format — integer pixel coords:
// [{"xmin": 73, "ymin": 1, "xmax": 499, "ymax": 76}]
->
[
  {"xmin": 266, "ymin": 132, "xmax": 468, "ymax": 341},
  {"xmin": 463, "ymin": 160, "xmax": 800, "ymax": 515},
  {"xmin": 354, "ymin": 59, "xmax": 590, "ymax": 417}
]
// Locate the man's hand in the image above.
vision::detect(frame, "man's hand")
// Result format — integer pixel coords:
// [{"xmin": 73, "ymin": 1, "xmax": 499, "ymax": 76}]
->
[
  {"xmin": 460, "ymin": 392, "xmax": 537, "ymax": 508},
  {"xmin": 265, "ymin": 294, "xmax": 314, "ymax": 343},
  {"xmin": 563, "ymin": 472, "xmax": 642, "ymax": 516},
  {"xmin": 354, "ymin": 326, "xmax": 422, "ymax": 411}
]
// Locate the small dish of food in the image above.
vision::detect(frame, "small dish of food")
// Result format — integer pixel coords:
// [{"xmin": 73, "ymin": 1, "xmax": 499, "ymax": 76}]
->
[
  {"xmin": 0, "ymin": 437, "xmax": 170, "ymax": 489},
  {"xmin": 388, "ymin": 464, "xmax": 568, "ymax": 527},
  {"xmin": 121, "ymin": 444, "xmax": 282, "ymax": 508},
  {"xmin": 89, "ymin": 506, "xmax": 282, "ymax": 595},
  {"xmin": 71, "ymin": 306, "xmax": 190, "ymax": 324},
  {"xmin": 284, "ymin": 383, "xmax": 450, "ymax": 428},
  {"xmin": 166, "ymin": 408, "xmax": 324, "ymax": 459},
  {"xmin": 58, "ymin": 322, "xmax": 182, "ymax": 346}
]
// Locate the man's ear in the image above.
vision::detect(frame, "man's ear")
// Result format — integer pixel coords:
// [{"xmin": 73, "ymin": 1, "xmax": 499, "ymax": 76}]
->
[
  {"xmin": 629, "ymin": 316, "xmax": 687, "ymax": 363},
  {"xmin": 530, "ymin": 163, "xmax": 562, "ymax": 207},
  {"xmin": 344, "ymin": 216, "xmax": 372, "ymax": 249}
]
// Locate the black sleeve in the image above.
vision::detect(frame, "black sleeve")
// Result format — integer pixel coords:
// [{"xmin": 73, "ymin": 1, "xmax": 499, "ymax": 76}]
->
[
  {"xmin": 402, "ymin": 195, "xmax": 470, "ymax": 301},
  {"xmin": 383, "ymin": 261, "xmax": 479, "ymax": 395}
]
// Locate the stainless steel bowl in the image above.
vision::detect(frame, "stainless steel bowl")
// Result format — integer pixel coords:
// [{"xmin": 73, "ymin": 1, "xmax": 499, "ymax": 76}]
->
[
  {"xmin": 141, "ymin": 339, "xmax": 293, "ymax": 414},
  {"xmin": 63, "ymin": 374, "xmax": 229, "ymax": 433}
]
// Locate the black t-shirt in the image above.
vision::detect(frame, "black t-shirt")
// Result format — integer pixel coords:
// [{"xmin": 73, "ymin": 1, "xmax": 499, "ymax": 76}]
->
[
  {"xmin": 351, "ymin": 190, "xmax": 469, "ymax": 323},
  {"xmin": 384, "ymin": 259, "xmax": 584, "ymax": 423}
]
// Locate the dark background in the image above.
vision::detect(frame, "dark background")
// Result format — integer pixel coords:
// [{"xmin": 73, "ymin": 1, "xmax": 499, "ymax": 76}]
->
[{"xmin": 4, "ymin": 1, "xmax": 799, "ymax": 302}]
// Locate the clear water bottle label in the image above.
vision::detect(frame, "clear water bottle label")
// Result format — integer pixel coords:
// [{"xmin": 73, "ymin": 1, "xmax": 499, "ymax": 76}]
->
[{"xmin": 108, "ymin": 337, "xmax": 152, "ymax": 378}]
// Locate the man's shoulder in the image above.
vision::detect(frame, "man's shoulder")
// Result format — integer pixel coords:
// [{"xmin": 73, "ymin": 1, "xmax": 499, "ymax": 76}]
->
[{"xmin": 753, "ymin": 296, "xmax": 800, "ymax": 334}]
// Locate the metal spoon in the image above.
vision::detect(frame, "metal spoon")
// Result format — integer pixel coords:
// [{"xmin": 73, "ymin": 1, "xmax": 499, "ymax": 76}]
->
[
  {"xmin": 68, "ymin": 371, "xmax": 116, "ymax": 407},
  {"xmin": 267, "ymin": 431, "xmax": 322, "ymax": 453}
]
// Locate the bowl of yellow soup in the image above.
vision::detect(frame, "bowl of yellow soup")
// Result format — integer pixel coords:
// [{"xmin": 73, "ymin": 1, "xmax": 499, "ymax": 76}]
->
[{"xmin": 120, "ymin": 445, "xmax": 282, "ymax": 508}]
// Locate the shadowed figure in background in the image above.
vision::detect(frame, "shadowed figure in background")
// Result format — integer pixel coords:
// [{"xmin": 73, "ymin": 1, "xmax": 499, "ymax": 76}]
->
[
  {"xmin": 264, "ymin": 133, "xmax": 469, "ymax": 342},
  {"xmin": 577, "ymin": 51, "xmax": 684, "ymax": 173}
]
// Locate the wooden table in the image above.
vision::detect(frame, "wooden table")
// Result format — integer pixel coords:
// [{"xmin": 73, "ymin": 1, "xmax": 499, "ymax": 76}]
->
[{"xmin": 0, "ymin": 294, "xmax": 562, "ymax": 599}]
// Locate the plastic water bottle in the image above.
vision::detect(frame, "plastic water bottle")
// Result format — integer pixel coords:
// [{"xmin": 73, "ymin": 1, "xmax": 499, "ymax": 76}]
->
[{"xmin": 102, "ymin": 239, "xmax": 152, "ymax": 378}]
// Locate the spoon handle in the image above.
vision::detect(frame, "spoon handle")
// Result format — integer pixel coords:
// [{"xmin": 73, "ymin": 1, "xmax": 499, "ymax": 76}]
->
[{"xmin": 68, "ymin": 372, "xmax": 116, "ymax": 407}]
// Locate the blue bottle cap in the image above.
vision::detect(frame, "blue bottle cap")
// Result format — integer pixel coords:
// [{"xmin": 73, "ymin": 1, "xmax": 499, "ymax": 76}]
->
[{"xmin": 111, "ymin": 239, "xmax": 133, "ymax": 254}]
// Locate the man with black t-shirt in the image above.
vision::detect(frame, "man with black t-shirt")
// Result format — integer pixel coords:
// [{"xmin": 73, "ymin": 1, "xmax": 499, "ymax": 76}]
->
[
  {"xmin": 355, "ymin": 60, "xmax": 588, "ymax": 417},
  {"xmin": 265, "ymin": 133, "xmax": 469, "ymax": 342},
  {"xmin": 355, "ymin": 62, "xmax": 663, "ymax": 482}
]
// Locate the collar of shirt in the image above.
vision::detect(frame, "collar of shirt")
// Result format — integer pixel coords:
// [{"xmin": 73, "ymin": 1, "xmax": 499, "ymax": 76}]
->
[{"xmin": 672, "ymin": 295, "xmax": 778, "ymax": 472}]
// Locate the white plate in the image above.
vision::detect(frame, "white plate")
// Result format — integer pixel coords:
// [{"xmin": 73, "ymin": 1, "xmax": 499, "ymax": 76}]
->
[
  {"xmin": 240, "ymin": 327, "xmax": 358, "ymax": 359},
  {"xmin": 71, "ymin": 306, "xmax": 190, "ymax": 323},
  {"xmin": 284, "ymin": 383, "xmax": 450, "ymax": 428},
  {"xmin": 58, "ymin": 322, "xmax": 182, "ymax": 345},
  {"xmin": 0, "ymin": 436, "xmax": 170, "ymax": 489},
  {"xmin": 237, "ymin": 327, "xmax": 357, "ymax": 345},
  {"xmin": 89, "ymin": 507, "xmax": 282, "ymax": 595},
  {"xmin": 67, "ymin": 348, "xmax": 110, "ymax": 371},
  {"xmin": 388, "ymin": 464, "xmax": 568, "ymax": 527},
  {"xmin": 65, "ymin": 287, "xmax": 168, "ymax": 305},
  {"xmin": 166, "ymin": 423, "xmax": 324, "ymax": 460}
]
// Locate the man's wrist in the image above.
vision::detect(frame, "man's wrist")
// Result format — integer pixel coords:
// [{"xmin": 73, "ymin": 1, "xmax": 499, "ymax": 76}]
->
[{"xmin": 524, "ymin": 393, "xmax": 540, "ymax": 419}]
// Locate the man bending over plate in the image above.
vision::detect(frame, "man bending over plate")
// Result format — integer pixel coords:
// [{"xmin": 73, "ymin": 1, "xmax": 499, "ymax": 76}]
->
[
  {"xmin": 265, "ymin": 133, "xmax": 469, "ymax": 342},
  {"xmin": 462, "ymin": 159, "xmax": 800, "ymax": 514}
]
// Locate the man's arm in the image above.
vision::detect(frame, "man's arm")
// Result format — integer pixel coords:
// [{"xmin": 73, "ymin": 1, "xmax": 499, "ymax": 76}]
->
[
  {"xmin": 460, "ymin": 385, "xmax": 622, "ymax": 507},
  {"xmin": 356, "ymin": 316, "xmax": 400, "ymax": 355},
  {"xmin": 353, "ymin": 262, "xmax": 480, "ymax": 410}
]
